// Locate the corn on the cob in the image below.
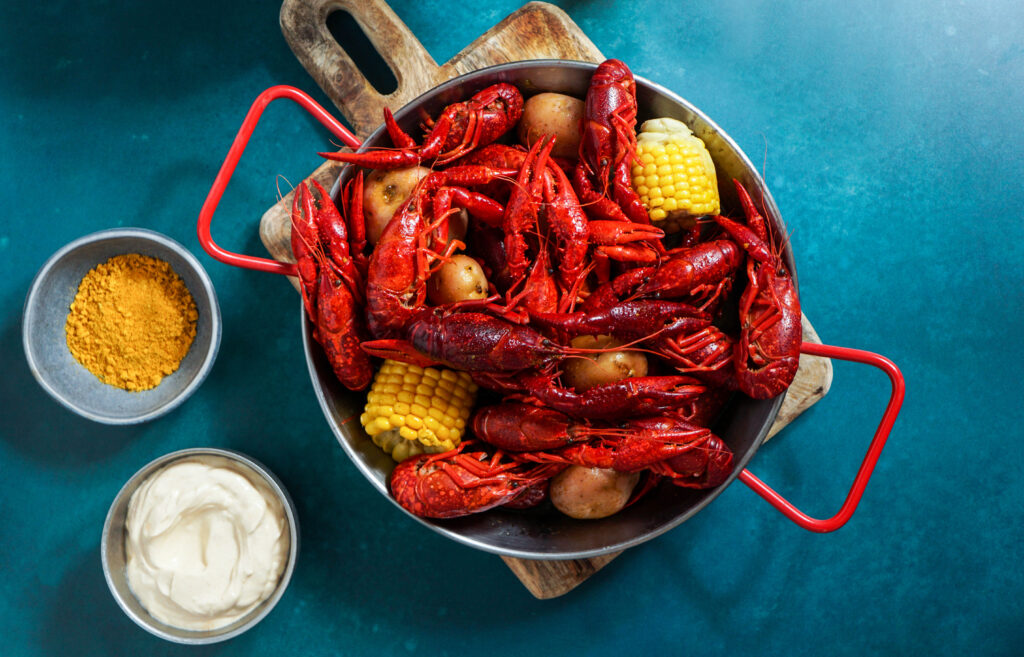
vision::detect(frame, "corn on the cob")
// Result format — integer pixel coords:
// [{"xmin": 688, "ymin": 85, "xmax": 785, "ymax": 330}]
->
[
  {"xmin": 360, "ymin": 359, "xmax": 478, "ymax": 462},
  {"xmin": 631, "ymin": 118, "xmax": 720, "ymax": 226}
]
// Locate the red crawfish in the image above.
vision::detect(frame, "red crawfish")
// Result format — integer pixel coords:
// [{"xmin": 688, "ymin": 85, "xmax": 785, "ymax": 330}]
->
[
  {"xmin": 339, "ymin": 170, "xmax": 369, "ymax": 278},
  {"xmin": 529, "ymin": 299, "xmax": 711, "ymax": 343},
  {"xmin": 361, "ymin": 310, "xmax": 634, "ymax": 373},
  {"xmin": 712, "ymin": 181, "xmax": 802, "ymax": 399},
  {"xmin": 461, "ymin": 142, "xmax": 576, "ymax": 204},
  {"xmin": 479, "ymin": 406, "xmax": 734, "ymax": 488},
  {"xmin": 629, "ymin": 239, "xmax": 744, "ymax": 310},
  {"xmin": 472, "ymin": 369, "xmax": 717, "ymax": 422},
  {"xmin": 363, "ymin": 166, "xmax": 512, "ymax": 339},
  {"xmin": 388, "ymin": 440, "xmax": 566, "ymax": 519},
  {"xmin": 573, "ymin": 59, "xmax": 651, "ymax": 227},
  {"xmin": 321, "ymin": 83, "xmax": 524, "ymax": 169},
  {"xmin": 290, "ymin": 181, "xmax": 372, "ymax": 391},
  {"xmin": 471, "ymin": 403, "xmax": 707, "ymax": 454},
  {"xmin": 503, "ymin": 136, "xmax": 554, "ymax": 282},
  {"xmin": 505, "ymin": 235, "xmax": 560, "ymax": 315}
]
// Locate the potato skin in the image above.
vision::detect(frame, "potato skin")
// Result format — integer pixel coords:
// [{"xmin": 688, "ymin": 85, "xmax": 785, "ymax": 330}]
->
[
  {"xmin": 362, "ymin": 166, "xmax": 432, "ymax": 245},
  {"xmin": 517, "ymin": 92, "xmax": 586, "ymax": 159},
  {"xmin": 550, "ymin": 466, "xmax": 641, "ymax": 520},
  {"xmin": 562, "ymin": 335, "xmax": 649, "ymax": 392},
  {"xmin": 427, "ymin": 254, "xmax": 489, "ymax": 305}
]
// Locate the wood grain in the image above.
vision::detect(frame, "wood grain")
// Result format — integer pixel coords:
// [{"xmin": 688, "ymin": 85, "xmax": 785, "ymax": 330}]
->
[
  {"xmin": 266, "ymin": 0, "xmax": 833, "ymax": 600},
  {"xmin": 500, "ymin": 553, "xmax": 620, "ymax": 599}
]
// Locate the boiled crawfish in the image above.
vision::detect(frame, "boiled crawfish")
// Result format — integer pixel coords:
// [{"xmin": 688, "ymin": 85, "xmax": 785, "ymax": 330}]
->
[
  {"xmin": 713, "ymin": 181, "xmax": 802, "ymax": 399},
  {"xmin": 293, "ymin": 59, "xmax": 805, "ymax": 521},
  {"xmin": 573, "ymin": 59, "xmax": 651, "ymax": 227},
  {"xmin": 473, "ymin": 403, "xmax": 734, "ymax": 487},
  {"xmin": 290, "ymin": 181, "xmax": 372, "ymax": 391},
  {"xmin": 321, "ymin": 83, "xmax": 523, "ymax": 169},
  {"xmin": 389, "ymin": 440, "xmax": 565, "ymax": 519},
  {"xmin": 363, "ymin": 165, "xmax": 511, "ymax": 339}
]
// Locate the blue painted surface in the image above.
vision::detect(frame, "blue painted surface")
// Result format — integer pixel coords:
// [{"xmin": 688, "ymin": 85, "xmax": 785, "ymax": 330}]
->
[{"xmin": 2, "ymin": 1, "xmax": 1022, "ymax": 655}]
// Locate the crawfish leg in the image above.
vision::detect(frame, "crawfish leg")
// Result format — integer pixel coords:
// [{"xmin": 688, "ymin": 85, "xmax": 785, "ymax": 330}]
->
[{"xmin": 608, "ymin": 104, "xmax": 651, "ymax": 227}]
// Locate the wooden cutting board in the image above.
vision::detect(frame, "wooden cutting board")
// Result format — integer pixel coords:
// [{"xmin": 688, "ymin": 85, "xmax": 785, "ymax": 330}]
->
[{"xmin": 261, "ymin": 0, "xmax": 833, "ymax": 599}]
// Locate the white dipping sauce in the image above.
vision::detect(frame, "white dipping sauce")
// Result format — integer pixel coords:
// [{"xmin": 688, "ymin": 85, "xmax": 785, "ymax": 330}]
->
[{"xmin": 124, "ymin": 456, "xmax": 289, "ymax": 631}]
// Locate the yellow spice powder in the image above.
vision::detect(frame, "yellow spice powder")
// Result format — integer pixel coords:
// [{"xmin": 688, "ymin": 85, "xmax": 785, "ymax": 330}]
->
[{"xmin": 65, "ymin": 254, "xmax": 198, "ymax": 391}]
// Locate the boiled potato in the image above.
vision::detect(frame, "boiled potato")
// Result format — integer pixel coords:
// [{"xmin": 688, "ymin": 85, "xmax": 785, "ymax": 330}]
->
[
  {"xmin": 427, "ymin": 254, "xmax": 489, "ymax": 305},
  {"xmin": 362, "ymin": 166, "xmax": 469, "ymax": 248},
  {"xmin": 517, "ymin": 92, "xmax": 585, "ymax": 159},
  {"xmin": 550, "ymin": 466, "xmax": 641, "ymax": 520},
  {"xmin": 362, "ymin": 166, "xmax": 431, "ymax": 245},
  {"xmin": 562, "ymin": 335, "xmax": 648, "ymax": 392}
]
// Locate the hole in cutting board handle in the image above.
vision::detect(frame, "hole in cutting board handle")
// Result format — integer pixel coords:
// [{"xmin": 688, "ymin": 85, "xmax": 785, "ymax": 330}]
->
[{"xmin": 326, "ymin": 10, "xmax": 398, "ymax": 95}]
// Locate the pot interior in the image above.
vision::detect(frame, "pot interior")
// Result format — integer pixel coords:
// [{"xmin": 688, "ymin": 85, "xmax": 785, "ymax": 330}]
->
[{"xmin": 307, "ymin": 61, "xmax": 793, "ymax": 559}]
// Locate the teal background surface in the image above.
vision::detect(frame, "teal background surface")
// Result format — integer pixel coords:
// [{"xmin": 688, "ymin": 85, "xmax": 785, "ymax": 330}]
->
[{"xmin": 3, "ymin": 1, "xmax": 1023, "ymax": 655}]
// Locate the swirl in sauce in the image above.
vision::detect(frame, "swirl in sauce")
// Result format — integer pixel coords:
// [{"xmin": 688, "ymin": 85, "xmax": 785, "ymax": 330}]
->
[{"xmin": 124, "ymin": 456, "xmax": 289, "ymax": 631}]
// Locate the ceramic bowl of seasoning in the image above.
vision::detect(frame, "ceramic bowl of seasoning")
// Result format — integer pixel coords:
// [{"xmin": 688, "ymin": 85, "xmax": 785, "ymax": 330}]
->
[
  {"xmin": 23, "ymin": 227, "xmax": 221, "ymax": 424},
  {"xmin": 101, "ymin": 447, "xmax": 298, "ymax": 644}
]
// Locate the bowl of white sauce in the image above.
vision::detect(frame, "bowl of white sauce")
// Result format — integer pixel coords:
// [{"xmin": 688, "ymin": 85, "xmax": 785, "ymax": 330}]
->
[{"xmin": 101, "ymin": 448, "xmax": 298, "ymax": 644}]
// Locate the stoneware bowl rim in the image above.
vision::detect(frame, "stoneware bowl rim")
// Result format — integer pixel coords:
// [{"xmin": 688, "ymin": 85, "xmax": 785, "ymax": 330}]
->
[
  {"xmin": 22, "ymin": 227, "xmax": 221, "ymax": 424},
  {"xmin": 100, "ymin": 447, "xmax": 299, "ymax": 644}
]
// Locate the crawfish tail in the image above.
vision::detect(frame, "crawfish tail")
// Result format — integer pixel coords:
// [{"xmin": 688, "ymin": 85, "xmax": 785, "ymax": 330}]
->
[
  {"xmin": 529, "ymin": 300, "xmax": 710, "ymax": 342},
  {"xmin": 734, "ymin": 268, "xmax": 802, "ymax": 399},
  {"xmin": 503, "ymin": 136, "xmax": 554, "ymax": 281},
  {"xmin": 405, "ymin": 311, "xmax": 566, "ymax": 372},
  {"xmin": 516, "ymin": 415, "xmax": 714, "ymax": 472},
  {"xmin": 315, "ymin": 266, "xmax": 372, "ymax": 391},
  {"xmin": 633, "ymin": 239, "xmax": 743, "ymax": 302},
  {"xmin": 522, "ymin": 373, "xmax": 708, "ymax": 420},
  {"xmin": 388, "ymin": 441, "xmax": 557, "ymax": 519},
  {"xmin": 472, "ymin": 403, "xmax": 575, "ymax": 452}
]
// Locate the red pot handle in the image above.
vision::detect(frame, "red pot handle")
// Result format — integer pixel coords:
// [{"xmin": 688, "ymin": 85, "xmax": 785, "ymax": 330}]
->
[
  {"xmin": 197, "ymin": 85, "xmax": 362, "ymax": 275},
  {"xmin": 739, "ymin": 342, "xmax": 905, "ymax": 532}
]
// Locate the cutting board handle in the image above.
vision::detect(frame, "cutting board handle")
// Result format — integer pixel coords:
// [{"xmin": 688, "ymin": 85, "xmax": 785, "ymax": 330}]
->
[{"xmin": 280, "ymin": 0, "xmax": 441, "ymax": 137}]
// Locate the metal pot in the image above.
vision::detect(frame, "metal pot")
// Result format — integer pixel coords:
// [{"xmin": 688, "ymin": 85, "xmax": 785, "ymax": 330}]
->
[{"xmin": 199, "ymin": 60, "xmax": 904, "ymax": 559}]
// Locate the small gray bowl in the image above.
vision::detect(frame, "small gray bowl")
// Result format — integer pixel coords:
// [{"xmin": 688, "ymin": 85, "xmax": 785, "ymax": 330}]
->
[
  {"xmin": 23, "ymin": 228, "xmax": 221, "ymax": 424},
  {"xmin": 101, "ymin": 448, "xmax": 299, "ymax": 644}
]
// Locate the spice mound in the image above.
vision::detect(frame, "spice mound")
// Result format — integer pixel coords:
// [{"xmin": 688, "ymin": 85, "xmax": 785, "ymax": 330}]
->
[
  {"xmin": 65, "ymin": 254, "xmax": 198, "ymax": 391},
  {"xmin": 124, "ymin": 456, "xmax": 290, "ymax": 631}
]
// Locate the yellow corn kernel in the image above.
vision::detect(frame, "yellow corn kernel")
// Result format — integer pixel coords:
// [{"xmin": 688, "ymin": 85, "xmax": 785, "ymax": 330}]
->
[
  {"xmin": 359, "ymin": 359, "xmax": 477, "ymax": 462},
  {"xmin": 631, "ymin": 117, "xmax": 719, "ymax": 228}
]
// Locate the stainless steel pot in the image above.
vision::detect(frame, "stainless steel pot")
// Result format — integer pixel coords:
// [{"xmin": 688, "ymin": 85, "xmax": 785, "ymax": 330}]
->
[{"xmin": 199, "ymin": 60, "xmax": 905, "ymax": 560}]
